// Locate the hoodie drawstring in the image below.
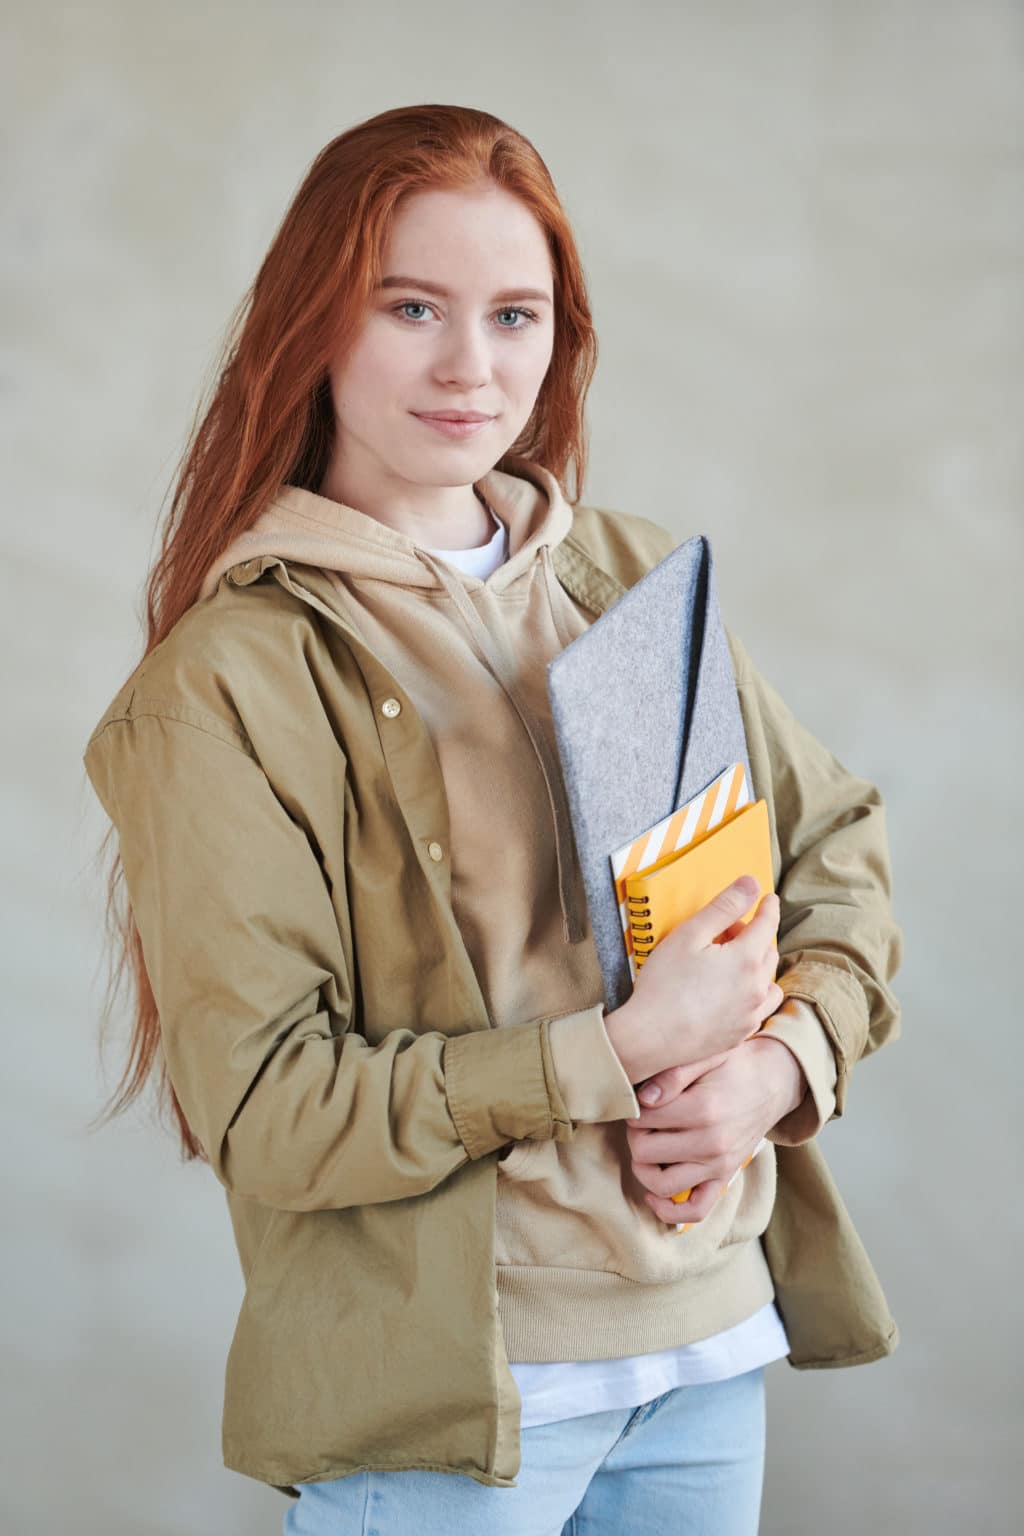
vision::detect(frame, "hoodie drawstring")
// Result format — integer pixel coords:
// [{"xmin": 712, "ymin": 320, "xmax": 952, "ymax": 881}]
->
[{"xmin": 415, "ymin": 547, "xmax": 586, "ymax": 947}]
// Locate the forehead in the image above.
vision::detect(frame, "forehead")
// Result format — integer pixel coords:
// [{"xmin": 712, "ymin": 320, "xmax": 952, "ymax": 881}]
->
[{"xmin": 383, "ymin": 184, "xmax": 553, "ymax": 292}]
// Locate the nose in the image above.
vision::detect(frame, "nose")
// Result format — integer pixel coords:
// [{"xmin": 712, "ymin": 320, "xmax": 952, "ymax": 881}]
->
[{"xmin": 435, "ymin": 318, "xmax": 493, "ymax": 391}]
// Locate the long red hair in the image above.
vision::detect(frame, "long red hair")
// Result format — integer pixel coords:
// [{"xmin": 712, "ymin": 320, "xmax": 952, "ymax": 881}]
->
[{"xmin": 91, "ymin": 103, "xmax": 599, "ymax": 1160}]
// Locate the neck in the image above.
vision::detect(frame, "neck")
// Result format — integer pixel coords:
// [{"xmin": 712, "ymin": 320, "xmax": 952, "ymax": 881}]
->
[{"xmin": 317, "ymin": 454, "xmax": 495, "ymax": 548}]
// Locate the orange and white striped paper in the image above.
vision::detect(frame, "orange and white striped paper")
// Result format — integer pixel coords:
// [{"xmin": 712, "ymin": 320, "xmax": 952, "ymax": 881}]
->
[{"xmin": 609, "ymin": 761, "xmax": 766, "ymax": 1233}]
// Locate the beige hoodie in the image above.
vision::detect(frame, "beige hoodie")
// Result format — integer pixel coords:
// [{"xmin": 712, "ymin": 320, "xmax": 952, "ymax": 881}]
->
[{"xmin": 197, "ymin": 456, "xmax": 836, "ymax": 1362}]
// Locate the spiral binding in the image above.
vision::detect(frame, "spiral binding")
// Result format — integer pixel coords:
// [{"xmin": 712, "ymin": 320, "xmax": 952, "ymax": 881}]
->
[{"xmin": 627, "ymin": 893, "xmax": 655, "ymax": 966}]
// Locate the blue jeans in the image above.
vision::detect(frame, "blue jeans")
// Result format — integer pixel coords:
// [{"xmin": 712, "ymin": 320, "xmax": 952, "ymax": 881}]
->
[{"xmin": 282, "ymin": 1365, "xmax": 765, "ymax": 1535}]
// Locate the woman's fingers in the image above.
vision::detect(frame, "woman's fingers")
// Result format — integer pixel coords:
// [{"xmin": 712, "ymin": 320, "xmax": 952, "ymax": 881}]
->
[
  {"xmin": 631, "ymin": 1051, "xmax": 731, "ymax": 1110},
  {"xmin": 626, "ymin": 1116, "xmax": 730, "ymax": 1164},
  {"xmin": 633, "ymin": 1062, "xmax": 690, "ymax": 1108},
  {"xmin": 718, "ymin": 891, "xmax": 780, "ymax": 951},
  {"xmin": 629, "ymin": 1155, "xmax": 731, "ymax": 1199},
  {"xmin": 643, "ymin": 1177, "xmax": 724, "ymax": 1226},
  {"xmin": 729, "ymin": 891, "xmax": 780, "ymax": 959}
]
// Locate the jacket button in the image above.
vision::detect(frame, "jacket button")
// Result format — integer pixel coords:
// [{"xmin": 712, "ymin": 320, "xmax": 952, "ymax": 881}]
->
[
  {"xmin": 381, "ymin": 698, "xmax": 402, "ymax": 718},
  {"xmin": 427, "ymin": 841, "xmax": 444, "ymax": 862}
]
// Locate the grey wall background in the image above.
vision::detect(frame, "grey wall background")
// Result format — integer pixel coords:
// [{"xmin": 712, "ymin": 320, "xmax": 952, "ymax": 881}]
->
[{"xmin": 4, "ymin": 2, "xmax": 1020, "ymax": 1532}]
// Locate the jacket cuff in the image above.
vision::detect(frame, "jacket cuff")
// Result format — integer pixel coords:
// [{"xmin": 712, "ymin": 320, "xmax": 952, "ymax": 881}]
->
[
  {"xmin": 546, "ymin": 1003, "xmax": 641, "ymax": 1123},
  {"xmin": 775, "ymin": 960, "xmax": 871, "ymax": 1118},
  {"xmin": 443, "ymin": 1018, "xmax": 575, "ymax": 1160},
  {"xmin": 761, "ymin": 997, "xmax": 838, "ymax": 1147}
]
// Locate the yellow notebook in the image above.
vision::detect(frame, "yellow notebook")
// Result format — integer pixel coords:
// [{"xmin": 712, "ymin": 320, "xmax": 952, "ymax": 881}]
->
[
  {"xmin": 611, "ymin": 761, "xmax": 752, "ymax": 982},
  {"xmin": 624, "ymin": 798, "xmax": 776, "ymax": 969},
  {"xmin": 623, "ymin": 796, "xmax": 777, "ymax": 1232}
]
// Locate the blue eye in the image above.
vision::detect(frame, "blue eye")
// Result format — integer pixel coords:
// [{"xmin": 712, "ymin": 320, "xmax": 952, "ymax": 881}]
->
[
  {"xmin": 392, "ymin": 302, "xmax": 539, "ymax": 333},
  {"xmin": 494, "ymin": 307, "xmax": 539, "ymax": 330}
]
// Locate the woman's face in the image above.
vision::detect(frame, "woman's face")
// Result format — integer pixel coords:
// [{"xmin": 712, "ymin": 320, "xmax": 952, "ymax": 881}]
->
[{"xmin": 325, "ymin": 182, "xmax": 556, "ymax": 495}]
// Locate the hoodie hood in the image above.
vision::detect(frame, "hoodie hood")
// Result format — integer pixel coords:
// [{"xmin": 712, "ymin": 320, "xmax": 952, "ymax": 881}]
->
[
  {"xmin": 198, "ymin": 455, "xmax": 587, "ymax": 946},
  {"xmin": 197, "ymin": 454, "xmax": 574, "ymax": 601}
]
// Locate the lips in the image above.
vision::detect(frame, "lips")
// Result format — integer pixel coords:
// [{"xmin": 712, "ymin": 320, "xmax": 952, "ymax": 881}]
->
[
  {"xmin": 413, "ymin": 412, "xmax": 495, "ymax": 440},
  {"xmin": 414, "ymin": 412, "xmax": 494, "ymax": 422}
]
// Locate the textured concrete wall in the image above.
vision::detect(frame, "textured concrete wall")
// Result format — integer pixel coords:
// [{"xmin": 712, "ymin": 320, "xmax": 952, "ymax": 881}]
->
[{"xmin": 6, "ymin": 3, "xmax": 1020, "ymax": 1532}]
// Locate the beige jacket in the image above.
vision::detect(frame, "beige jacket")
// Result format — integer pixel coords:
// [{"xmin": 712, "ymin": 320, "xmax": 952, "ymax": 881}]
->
[{"xmin": 83, "ymin": 459, "xmax": 903, "ymax": 1492}]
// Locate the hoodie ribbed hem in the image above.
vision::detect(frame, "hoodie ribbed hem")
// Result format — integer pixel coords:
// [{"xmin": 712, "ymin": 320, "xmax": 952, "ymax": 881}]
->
[{"xmin": 496, "ymin": 1238, "xmax": 776, "ymax": 1363}]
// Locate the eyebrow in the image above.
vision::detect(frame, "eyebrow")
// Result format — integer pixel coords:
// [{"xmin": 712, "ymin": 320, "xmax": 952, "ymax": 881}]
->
[{"xmin": 378, "ymin": 275, "xmax": 552, "ymax": 305}]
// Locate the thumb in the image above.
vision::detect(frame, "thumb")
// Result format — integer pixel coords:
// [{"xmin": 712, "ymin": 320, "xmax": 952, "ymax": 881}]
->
[
  {"xmin": 634, "ymin": 1050, "xmax": 730, "ymax": 1108},
  {"xmin": 684, "ymin": 875, "xmax": 761, "ymax": 949}
]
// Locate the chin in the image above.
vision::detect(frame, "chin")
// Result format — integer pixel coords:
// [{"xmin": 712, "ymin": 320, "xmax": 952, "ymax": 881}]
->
[{"xmin": 399, "ymin": 439, "xmax": 505, "ymax": 479}]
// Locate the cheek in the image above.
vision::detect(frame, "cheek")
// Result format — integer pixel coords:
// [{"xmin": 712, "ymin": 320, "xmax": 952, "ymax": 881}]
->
[
  {"xmin": 330, "ymin": 323, "xmax": 418, "ymax": 417},
  {"xmin": 502, "ymin": 336, "xmax": 554, "ymax": 405}
]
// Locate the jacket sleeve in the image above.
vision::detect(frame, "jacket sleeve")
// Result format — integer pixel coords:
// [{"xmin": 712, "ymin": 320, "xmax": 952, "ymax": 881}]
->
[
  {"xmin": 83, "ymin": 704, "xmax": 615, "ymax": 1214},
  {"xmin": 545, "ymin": 1004, "xmax": 641, "ymax": 1122},
  {"xmin": 727, "ymin": 629, "xmax": 903, "ymax": 1130},
  {"xmin": 759, "ymin": 995, "xmax": 838, "ymax": 1146}
]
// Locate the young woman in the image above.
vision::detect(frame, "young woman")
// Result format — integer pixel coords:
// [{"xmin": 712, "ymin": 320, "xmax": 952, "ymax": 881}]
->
[{"xmin": 84, "ymin": 105, "xmax": 903, "ymax": 1536}]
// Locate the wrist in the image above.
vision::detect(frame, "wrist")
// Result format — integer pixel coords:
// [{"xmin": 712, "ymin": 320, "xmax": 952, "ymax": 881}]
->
[
  {"xmin": 603, "ymin": 997, "xmax": 658, "ymax": 1086},
  {"xmin": 749, "ymin": 1034, "xmax": 807, "ymax": 1122}
]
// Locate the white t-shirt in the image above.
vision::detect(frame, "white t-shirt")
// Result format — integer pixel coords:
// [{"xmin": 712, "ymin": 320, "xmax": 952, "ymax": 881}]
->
[{"xmin": 420, "ymin": 499, "xmax": 790, "ymax": 1427}]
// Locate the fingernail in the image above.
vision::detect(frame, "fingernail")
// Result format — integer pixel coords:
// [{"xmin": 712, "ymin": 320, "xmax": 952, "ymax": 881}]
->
[{"xmin": 639, "ymin": 1084, "xmax": 661, "ymax": 1105}]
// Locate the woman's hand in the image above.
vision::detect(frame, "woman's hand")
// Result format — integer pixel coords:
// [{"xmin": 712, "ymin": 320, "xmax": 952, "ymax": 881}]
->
[
  {"xmin": 604, "ymin": 876, "xmax": 784, "ymax": 1087},
  {"xmin": 623, "ymin": 1036, "xmax": 807, "ymax": 1226}
]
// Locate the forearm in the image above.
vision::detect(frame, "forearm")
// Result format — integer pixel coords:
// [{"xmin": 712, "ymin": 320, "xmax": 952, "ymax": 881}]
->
[
  {"xmin": 609, "ymin": 991, "xmax": 839, "ymax": 1148},
  {"xmin": 603, "ymin": 992, "xmax": 765, "ymax": 1090}
]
